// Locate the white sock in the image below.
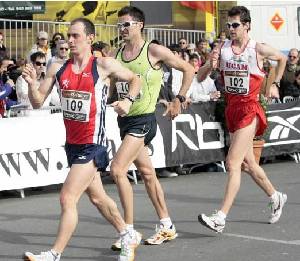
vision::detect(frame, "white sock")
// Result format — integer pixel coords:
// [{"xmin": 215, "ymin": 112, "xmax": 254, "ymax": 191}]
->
[
  {"xmin": 217, "ymin": 210, "xmax": 227, "ymax": 220},
  {"xmin": 50, "ymin": 249, "xmax": 61, "ymax": 258},
  {"xmin": 160, "ymin": 217, "xmax": 173, "ymax": 228},
  {"xmin": 270, "ymin": 191, "xmax": 278, "ymax": 201}
]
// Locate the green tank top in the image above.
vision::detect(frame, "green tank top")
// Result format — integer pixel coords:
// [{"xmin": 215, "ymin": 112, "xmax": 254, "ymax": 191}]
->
[{"xmin": 116, "ymin": 41, "xmax": 163, "ymax": 116}]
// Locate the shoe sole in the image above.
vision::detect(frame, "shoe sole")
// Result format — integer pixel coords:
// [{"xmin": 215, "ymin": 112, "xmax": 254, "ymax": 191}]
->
[
  {"xmin": 144, "ymin": 233, "xmax": 178, "ymax": 245},
  {"xmin": 198, "ymin": 215, "xmax": 223, "ymax": 233}
]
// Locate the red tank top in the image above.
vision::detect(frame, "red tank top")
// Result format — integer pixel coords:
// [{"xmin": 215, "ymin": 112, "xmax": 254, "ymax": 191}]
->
[
  {"xmin": 220, "ymin": 39, "xmax": 265, "ymax": 105},
  {"xmin": 56, "ymin": 56, "xmax": 108, "ymax": 145}
]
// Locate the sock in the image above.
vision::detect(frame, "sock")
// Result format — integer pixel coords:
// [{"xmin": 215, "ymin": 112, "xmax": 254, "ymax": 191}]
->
[
  {"xmin": 217, "ymin": 210, "xmax": 227, "ymax": 220},
  {"xmin": 160, "ymin": 217, "xmax": 173, "ymax": 228},
  {"xmin": 50, "ymin": 249, "xmax": 61, "ymax": 258},
  {"xmin": 270, "ymin": 191, "xmax": 278, "ymax": 201}
]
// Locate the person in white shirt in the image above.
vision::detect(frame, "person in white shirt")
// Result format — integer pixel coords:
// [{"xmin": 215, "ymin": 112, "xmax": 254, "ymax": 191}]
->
[
  {"xmin": 27, "ymin": 31, "xmax": 52, "ymax": 64},
  {"xmin": 16, "ymin": 52, "xmax": 52, "ymax": 116}
]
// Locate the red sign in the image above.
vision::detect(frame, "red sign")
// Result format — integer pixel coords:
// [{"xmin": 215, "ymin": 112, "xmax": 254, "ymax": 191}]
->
[{"xmin": 270, "ymin": 13, "xmax": 284, "ymax": 31}]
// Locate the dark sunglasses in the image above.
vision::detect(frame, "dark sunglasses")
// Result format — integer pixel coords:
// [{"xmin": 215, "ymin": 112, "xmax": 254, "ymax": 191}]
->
[
  {"xmin": 179, "ymin": 41, "xmax": 186, "ymax": 45},
  {"xmin": 35, "ymin": 61, "xmax": 46, "ymax": 66},
  {"xmin": 226, "ymin": 22, "xmax": 242, "ymax": 29},
  {"xmin": 288, "ymin": 55, "xmax": 297, "ymax": 59},
  {"xmin": 60, "ymin": 47, "xmax": 69, "ymax": 51},
  {"xmin": 54, "ymin": 37, "xmax": 61, "ymax": 41},
  {"xmin": 117, "ymin": 21, "xmax": 138, "ymax": 29}
]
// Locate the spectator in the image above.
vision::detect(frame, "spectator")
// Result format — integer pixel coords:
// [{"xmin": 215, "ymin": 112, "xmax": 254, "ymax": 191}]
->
[
  {"xmin": 218, "ymin": 30, "xmax": 228, "ymax": 43},
  {"xmin": 0, "ymin": 58, "xmax": 16, "ymax": 117},
  {"xmin": 187, "ymin": 54, "xmax": 220, "ymax": 103},
  {"xmin": 92, "ymin": 41, "xmax": 110, "ymax": 57},
  {"xmin": 16, "ymin": 52, "xmax": 52, "ymax": 116},
  {"xmin": 27, "ymin": 31, "xmax": 52, "ymax": 64},
  {"xmin": 195, "ymin": 38, "xmax": 210, "ymax": 65},
  {"xmin": 0, "ymin": 32, "xmax": 7, "ymax": 57},
  {"xmin": 50, "ymin": 32, "xmax": 65, "ymax": 56},
  {"xmin": 280, "ymin": 48, "xmax": 300, "ymax": 99},
  {"xmin": 178, "ymin": 38, "xmax": 189, "ymax": 61},
  {"xmin": 260, "ymin": 58, "xmax": 276, "ymax": 97},
  {"xmin": 283, "ymin": 70, "xmax": 300, "ymax": 97},
  {"xmin": 47, "ymin": 40, "xmax": 69, "ymax": 68}
]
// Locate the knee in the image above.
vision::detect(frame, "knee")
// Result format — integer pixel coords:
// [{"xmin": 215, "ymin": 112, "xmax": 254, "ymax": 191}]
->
[
  {"xmin": 244, "ymin": 158, "xmax": 258, "ymax": 174},
  {"xmin": 225, "ymin": 158, "xmax": 242, "ymax": 174},
  {"xmin": 89, "ymin": 193, "xmax": 107, "ymax": 209},
  {"xmin": 140, "ymin": 166, "xmax": 156, "ymax": 183},
  {"xmin": 110, "ymin": 161, "xmax": 126, "ymax": 180},
  {"xmin": 59, "ymin": 191, "xmax": 77, "ymax": 210}
]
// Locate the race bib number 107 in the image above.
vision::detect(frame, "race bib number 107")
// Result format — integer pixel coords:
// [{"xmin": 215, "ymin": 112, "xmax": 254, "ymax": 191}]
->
[{"xmin": 61, "ymin": 90, "xmax": 91, "ymax": 122}]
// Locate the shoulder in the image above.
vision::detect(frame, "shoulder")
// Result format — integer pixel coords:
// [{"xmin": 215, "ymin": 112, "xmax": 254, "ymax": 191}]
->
[{"xmin": 148, "ymin": 43, "xmax": 169, "ymax": 58}]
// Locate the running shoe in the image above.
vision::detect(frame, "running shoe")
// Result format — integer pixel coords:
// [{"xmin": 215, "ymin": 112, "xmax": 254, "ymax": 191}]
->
[
  {"xmin": 198, "ymin": 211, "xmax": 225, "ymax": 233},
  {"xmin": 144, "ymin": 224, "xmax": 178, "ymax": 245},
  {"xmin": 268, "ymin": 192, "xmax": 287, "ymax": 224},
  {"xmin": 23, "ymin": 250, "xmax": 61, "ymax": 261},
  {"xmin": 118, "ymin": 231, "xmax": 139, "ymax": 261},
  {"xmin": 112, "ymin": 230, "xmax": 142, "ymax": 251}
]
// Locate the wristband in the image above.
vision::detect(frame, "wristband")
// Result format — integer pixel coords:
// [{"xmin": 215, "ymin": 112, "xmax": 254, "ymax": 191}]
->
[{"xmin": 272, "ymin": 81, "xmax": 280, "ymax": 88}]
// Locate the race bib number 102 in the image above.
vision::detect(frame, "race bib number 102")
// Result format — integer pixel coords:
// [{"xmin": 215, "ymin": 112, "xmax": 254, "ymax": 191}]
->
[
  {"xmin": 61, "ymin": 90, "xmax": 91, "ymax": 122},
  {"xmin": 224, "ymin": 70, "xmax": 249, "ymax": 95}
]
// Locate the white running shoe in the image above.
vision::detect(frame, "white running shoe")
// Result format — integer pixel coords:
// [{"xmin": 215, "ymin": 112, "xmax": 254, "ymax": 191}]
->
[
  {"xmin": 198, "ymin": 212, "xmax": 225, "ymax": 233},
  {"xmin": 268, "ymin": 192, "xmax": 287, "ymax": 224},
  {"xmin": 118, "ymin": 230, "xmax": 141, "ymax": 261},
  {"xmin": 23, "ymin": 250, "xmax": 61, "ymax": 261},
  {"xmin": 144, "ymin": 224, "xmax": 178, "ymax": 245},
  {"xmin": 112, "ymin": 230, "xmax": 142, "ymax": 251}
]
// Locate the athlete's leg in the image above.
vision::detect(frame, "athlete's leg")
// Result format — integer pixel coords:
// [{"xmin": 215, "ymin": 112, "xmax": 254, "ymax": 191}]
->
[
  {"xmin": 220, "ymin": 118, "xmax": 257, "ymax": 215},
  {"xmin": 86, "ymin": 173, "xmax": 126, "ymax": 232},
  {"xmin": 243, "ymin": 145, "xmax": 275, "ymax": 196},
  {"xmin": 134, "ymin": 146, "xmax": 169, "ymax": 219},
  {"xmin": 52, "ymin": 161, "xmax": 98, "ymax": 253},
  {"xmin": 110, "ymin": 134, "xmax": 144, "ymax": 224}
]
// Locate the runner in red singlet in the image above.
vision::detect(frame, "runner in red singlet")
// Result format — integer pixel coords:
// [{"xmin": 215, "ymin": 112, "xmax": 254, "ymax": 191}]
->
[
  {"xmin": 197, "ymin": 6, "xmax": 288, "ymax": 233},
  {"xmin": 22, "ymin": 18, "xmax": 140, "ymax": 261}
]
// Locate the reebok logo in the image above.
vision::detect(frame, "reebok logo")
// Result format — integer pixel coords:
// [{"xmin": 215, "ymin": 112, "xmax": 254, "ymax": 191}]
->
[{"xmin": 268, "ymin": 113, "xmax": 300, "ymax": 140}]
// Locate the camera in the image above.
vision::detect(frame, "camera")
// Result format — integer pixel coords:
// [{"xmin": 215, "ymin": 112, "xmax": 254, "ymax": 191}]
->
[{"xmin": 2, "ymin": 64, "xmax": 22, "ymax": 84}]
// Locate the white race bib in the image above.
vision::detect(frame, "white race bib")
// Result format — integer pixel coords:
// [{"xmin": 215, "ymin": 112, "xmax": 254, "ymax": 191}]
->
[
  {"xmin": 116, "ymin": 81, "xmax": 129, "ymax": 100},
  {"xmin": 61, "ymin": 90, "xmax": 91, "ymax": 122},
  {"xmin": 224, "ymin": 70, "xmax": 249, "ymax": 95}
]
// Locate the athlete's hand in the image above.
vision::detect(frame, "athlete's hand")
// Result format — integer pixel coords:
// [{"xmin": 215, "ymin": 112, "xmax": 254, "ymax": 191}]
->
[
  {"xmin": 209, "ymin": 47, "xmax": 220, "ymax": 69},
  {"xmin": 22, "ymin": 63, "xmax": 37, "ymax": 86},
  {"xmin": 182, "ymin": 97, "xmax": 192, "ymax": 110},
  {"xmin": 111, "ymin": 99, "xmax": 132, "ymax": 117},
  {"xmin": 267, "ymin": 84, "xmax": 280, "ymax": 99},
  {"xmin": 163, "ymin": 99, "xmax": 181, "ymax": 120}
]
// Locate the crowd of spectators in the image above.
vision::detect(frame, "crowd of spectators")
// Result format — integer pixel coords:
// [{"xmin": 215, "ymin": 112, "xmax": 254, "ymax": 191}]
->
[{"xmin": 0, "ymin": 29, "xmax": 299, "ymax": 177}]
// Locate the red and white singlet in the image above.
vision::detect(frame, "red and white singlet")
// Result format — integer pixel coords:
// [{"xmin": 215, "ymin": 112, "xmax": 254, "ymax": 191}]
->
[
  {"xmin": 56, "ymin": 56, "xmax": 108, "ymax": 145},
  {"xmin": 220, "ymin": 39, "xmax": 267, "ymax": 135}
]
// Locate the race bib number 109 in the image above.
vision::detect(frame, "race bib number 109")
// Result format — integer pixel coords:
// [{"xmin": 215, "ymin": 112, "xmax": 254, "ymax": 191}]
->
[{"xmin": 61, "ymin": 90, "xmax": 91, "ymax": 122}]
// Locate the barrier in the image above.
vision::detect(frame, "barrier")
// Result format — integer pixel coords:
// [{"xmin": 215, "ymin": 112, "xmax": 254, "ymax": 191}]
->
[
  {"xmin": 0, "ymin": 18, "xmax": 206, "ymax": 59},
  {"xmin": 1, "ymin": 101, "xmax": 300, "ymax": 192}
]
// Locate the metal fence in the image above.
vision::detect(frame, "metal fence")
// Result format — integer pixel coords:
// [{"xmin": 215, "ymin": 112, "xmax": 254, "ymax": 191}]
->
[{"xmin": 0, "ymin": 18, "xmax": 208, "ymax": 59}]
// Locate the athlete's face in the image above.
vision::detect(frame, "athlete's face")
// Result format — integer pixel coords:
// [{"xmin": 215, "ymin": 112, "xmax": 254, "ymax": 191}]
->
[
  {"xmin": 67, "ymin": 22, "xmax": 94, "ymax": 55},
  {"xmin": 227, "ymin": 15, "xmax": 249, "ymax": 41},
  {"xmin": 117, "ymin": 14, "xmax": 143, "ymax": 41}
]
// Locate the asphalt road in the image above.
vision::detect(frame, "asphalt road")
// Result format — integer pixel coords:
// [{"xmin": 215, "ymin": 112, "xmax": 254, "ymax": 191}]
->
[{"xmin": 0, "ymin": 161, "xmax": 299, "ymax": 261}]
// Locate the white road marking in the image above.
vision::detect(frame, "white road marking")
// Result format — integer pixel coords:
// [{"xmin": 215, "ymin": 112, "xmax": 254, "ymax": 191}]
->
[{"xmin": 224, "ymin": 233, "xmax": 300, "ymax": 246}]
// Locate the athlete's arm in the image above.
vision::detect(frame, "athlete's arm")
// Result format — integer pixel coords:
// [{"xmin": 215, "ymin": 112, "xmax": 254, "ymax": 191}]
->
[
  {"xmin": 149, "ymin": 44, "xmax": 194, "ymax": 98},
  {"xmin": 22, "ymin": 62, "xmax": 62, "ymax": 108},
  {"xmin": 149, "ymin": 44, "xmax": 194, "ymax": 119},
  {"xmin": 197, "ymin": 46, "xmax": 221, "ymax": 82},
  {"xmin": 98, "ymin": 57, "xmax": 141, "ymax": 116},
  {"xmin": 256, "ymin": 43, "xmax": 287, "ymax": 98}
]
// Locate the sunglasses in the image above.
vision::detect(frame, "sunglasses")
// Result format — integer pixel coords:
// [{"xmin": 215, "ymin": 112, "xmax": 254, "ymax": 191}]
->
[
  {"xmin": 54, "ymin": 37, "xmax": 61, "ymax": 41},
  {"xmin": 117, "ymin": 21, "xmax": 138, "ymax": 29},
  {"xmin": 288, "ymin": 55, "xmax": 297, "ymax": 59},
  {"xmin": 226, "ymin": 22, "xmax": 242, "ymax": 29},
  {"xmin": 35, "ymin": 61, "xmax": 46, "ymax": 66},
  {"xmin": 179, "ymin": 41, "xmax": 186, "ymax": 45},
  {"xmin": 60, "ymin": 47, "xmax": 69, "ymax": 51}
]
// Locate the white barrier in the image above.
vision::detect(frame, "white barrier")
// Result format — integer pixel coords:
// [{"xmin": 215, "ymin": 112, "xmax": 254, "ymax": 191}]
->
[{"xmin": 0, "ymin": 107, "xmax": 165, "ymax": 191}]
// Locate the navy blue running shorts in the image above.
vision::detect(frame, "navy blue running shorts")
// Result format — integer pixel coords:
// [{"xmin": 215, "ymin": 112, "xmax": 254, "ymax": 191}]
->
[
  {"xmin": 117, "ymin": 113, "xmax": 157, "ymax": 146},
  {"xmin": 65, "ymin": 143, "xmax": 109, "ymax": 172}
]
